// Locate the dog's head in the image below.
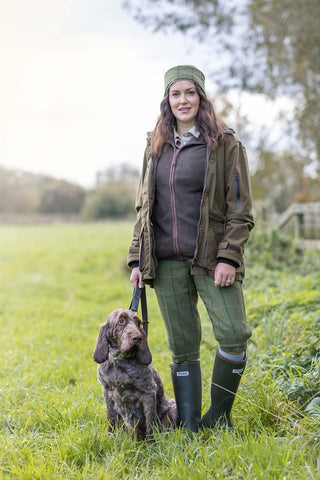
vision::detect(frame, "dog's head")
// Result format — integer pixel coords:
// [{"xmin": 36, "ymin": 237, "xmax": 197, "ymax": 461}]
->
[{"xmin": 93, "ymin": 309, "xmax": 152, "ymax": 365}]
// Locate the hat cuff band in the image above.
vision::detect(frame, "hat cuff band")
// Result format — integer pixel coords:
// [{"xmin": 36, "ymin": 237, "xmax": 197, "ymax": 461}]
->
[{"xmin": 164, "ymin": 79, "xmax": 205, "ymax": 96}]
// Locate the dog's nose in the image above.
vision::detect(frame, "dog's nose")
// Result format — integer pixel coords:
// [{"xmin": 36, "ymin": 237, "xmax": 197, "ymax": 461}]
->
[{"xmin": 132, "ymin": 334, "xmax": 142, "ymax": 342}]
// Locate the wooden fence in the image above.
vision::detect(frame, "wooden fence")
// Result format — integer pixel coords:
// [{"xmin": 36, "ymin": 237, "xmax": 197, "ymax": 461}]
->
[{"xmin": 276, "ymin": 202, "xmax": 320, "ymax": 251}]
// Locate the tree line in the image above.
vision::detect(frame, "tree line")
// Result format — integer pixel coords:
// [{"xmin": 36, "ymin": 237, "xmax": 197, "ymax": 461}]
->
[
  {"xmin": 2, "ymin": 146, "xmax": 320, "ymax": 222},
  {"xmin": 0, "ymin": 164, "xmax": 138, "ymax": 220}
]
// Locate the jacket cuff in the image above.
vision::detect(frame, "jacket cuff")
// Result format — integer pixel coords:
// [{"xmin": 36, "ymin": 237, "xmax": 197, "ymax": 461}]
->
[
  {"xmin": 217, "ymin": 240, "xmax": 242, "ymax": 266},
  {"xmin": 216, "ymin": 257, "xmax": 239, "ymax": 268},
  {"xmin": 129, "ymin": 261, "xmax": 139, "ymax": 269}
]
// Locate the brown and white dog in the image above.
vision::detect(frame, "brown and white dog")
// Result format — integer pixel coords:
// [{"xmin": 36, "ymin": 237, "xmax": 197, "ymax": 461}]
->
[{"xmin": 93, "ymin": 309, "xmax": 177, "ymax": 440}]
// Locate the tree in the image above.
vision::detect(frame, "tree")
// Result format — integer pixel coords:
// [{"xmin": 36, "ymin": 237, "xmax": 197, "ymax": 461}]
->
[
  {"xmin": 248, "ymin": 0, "xmax": 320, "ymax": 168},
  {"xmin": 95, "ymin": 163, "xmax": 140, "ymax": 187},
  {"xmin": 250, "ymin": 149, "xmax": 320, "ymax": 213},
  {"xmin": 38, "ymin": 180, "xmax": 85, "ymax": 214},
  {"xmin": 81, "ymin": 181, "xmax": 136, "ymax": 220},
  {"xmin": 124, "ymin": 0, "xmax": 320, "ymax": 167},
  {"xmin": 0, "ymin": 168, "xmax": 39, "ymax": 213}
]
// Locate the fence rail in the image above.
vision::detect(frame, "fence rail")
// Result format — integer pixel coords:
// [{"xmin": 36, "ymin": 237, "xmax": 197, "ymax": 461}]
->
[{"xmin": 276, "ymin": 202, "xmax": 320, "ymax": 251}]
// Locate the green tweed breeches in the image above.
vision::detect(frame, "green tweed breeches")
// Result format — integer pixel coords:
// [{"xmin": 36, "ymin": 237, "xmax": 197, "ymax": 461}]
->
[{"xmin": 153, "ymin": 259, "xmax": 252, "ymax": 363}]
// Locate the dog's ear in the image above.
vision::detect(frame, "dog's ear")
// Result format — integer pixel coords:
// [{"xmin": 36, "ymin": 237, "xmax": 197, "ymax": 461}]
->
[
  {"xmin": 93, "ymin": 323, "xmax": 109, "ymax": 363},
  {"xmin": 136, "ymin": 335, "xmax": 152, "ymax": 365}
]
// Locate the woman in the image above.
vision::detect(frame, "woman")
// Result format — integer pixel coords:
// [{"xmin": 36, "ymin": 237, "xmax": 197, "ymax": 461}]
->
[{"xmin": 128, "ymin": 65, "xmax": 254, "ymax": 432}]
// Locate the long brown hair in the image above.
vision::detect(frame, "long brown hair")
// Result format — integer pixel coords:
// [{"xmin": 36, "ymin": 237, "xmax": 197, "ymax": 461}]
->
[{"xmin": 151, "ymin": 84, "xmax": 227, "ymax": 159}]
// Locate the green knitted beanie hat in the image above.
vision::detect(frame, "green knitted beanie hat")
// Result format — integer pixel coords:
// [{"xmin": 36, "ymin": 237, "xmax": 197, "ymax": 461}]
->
[{"xmin": 164, "ymin": 65, "xmax": 206, "ymax": 95}]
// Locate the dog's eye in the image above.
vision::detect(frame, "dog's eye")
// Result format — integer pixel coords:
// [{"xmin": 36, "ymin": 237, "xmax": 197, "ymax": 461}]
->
[{"xmin": 118, "ymin": 316, "xmax": 126, "ymax": 325}]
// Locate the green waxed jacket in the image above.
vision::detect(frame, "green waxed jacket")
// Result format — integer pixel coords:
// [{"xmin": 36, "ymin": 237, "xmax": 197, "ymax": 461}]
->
[{"xmin": 127, "ymin": 130, "xmax": 254, "ymax": 284}]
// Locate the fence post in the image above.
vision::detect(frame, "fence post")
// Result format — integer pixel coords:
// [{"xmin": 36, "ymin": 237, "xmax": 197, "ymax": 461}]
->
[{"xmin": 295, "ymin": 212, "xmax": 304, "ymax": 239}]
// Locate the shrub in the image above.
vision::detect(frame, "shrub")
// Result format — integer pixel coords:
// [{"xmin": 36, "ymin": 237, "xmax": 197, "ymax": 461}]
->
[
  {"xmin": 81, "ymin": 181, "xmax": 136, "ymax": 220},
  {"xmin": 245, "ymin": 229, "xmax": 298, "ymax": 269},
  {"xmin": 38, "ymin": 180, "xmax": 85, "ymax": 214}
]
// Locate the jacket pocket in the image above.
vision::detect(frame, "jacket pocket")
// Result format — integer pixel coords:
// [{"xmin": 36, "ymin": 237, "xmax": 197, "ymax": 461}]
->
[{"xmin": 203, "ymin": 224, "xmax": 224, "ymax": 269}]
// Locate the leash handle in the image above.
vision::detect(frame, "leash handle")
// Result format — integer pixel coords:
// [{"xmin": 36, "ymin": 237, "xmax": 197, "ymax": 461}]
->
[
  {"xmin": 129, "ymin": 286, "xmax": 149, "ymax": 336},
  {"xmin": 129, "ymin": 285, "xmax": 142, "ymax": 312}
]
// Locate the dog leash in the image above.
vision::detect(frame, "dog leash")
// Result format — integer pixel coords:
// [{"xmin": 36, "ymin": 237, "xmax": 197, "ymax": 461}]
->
[{"xmin": 129, "ymin": 286, "xmax": 149, "ymax": 336}]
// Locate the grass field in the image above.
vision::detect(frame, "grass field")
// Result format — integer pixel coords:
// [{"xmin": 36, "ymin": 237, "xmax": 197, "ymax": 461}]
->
[{"xmin": 0, "ymin": 222, "xmax": 319, "ymax": 479}]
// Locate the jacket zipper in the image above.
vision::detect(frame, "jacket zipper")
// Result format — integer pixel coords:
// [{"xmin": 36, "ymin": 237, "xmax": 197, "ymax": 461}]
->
[
  {"xmin": 234, "ymin": 173, "xmax": 241, "ymax": 211},
  {"xmin": 194, "ymin": 145, "xmax": 211, "ymax": 268},
  {"xmin": 169, "ymin": 149, "xmax": 183, "ymax": 260},
  {"xmin": 151, "ymin": 159, "xmax": 158, "ymax": 267}
]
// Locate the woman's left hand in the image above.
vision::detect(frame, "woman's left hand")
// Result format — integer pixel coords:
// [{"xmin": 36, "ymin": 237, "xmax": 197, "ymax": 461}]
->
[{"xmin": 214, "ymin": 263, "xmax": 236, "ymax": 287}]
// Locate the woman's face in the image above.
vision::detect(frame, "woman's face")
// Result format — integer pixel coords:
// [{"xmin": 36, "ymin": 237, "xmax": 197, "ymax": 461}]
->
[{"xmin": 168, "ymin": 80, "xmax": 200, "ymax": 129}]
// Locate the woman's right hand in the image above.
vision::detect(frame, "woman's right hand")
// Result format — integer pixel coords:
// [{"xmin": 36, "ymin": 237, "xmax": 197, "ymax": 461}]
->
[{"xmin": 130, "ymin": 266, "xmax": 144, "ymax": 288}]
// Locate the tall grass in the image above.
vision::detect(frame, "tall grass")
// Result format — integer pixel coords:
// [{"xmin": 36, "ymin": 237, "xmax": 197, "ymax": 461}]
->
[{"xmin": 0, "ymin": 223, "xmax": 319, "ymax": 479}]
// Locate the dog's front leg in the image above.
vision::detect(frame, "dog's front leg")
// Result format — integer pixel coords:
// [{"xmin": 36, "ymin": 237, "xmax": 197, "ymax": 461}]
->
[
  {"xmin": 142, "ymin": 391, "xmax": 157, "ymax": 441},
  {"xmin": 104, "ymin": 391, "xmax": 120, "ymax": 432}
]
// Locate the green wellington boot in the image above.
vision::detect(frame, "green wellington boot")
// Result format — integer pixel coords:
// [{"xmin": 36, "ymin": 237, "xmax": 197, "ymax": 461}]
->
[
  {"xmin": 201, "ymin": 350, "xmax": 247, "ymax": 430},
  {"xmin": 170, "ymin": 360, "xmax": 202, "ymax": 432}
]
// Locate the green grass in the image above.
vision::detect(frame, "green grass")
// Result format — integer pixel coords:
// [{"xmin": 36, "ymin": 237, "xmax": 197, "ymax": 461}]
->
[{"xmin": 0, "ymin": 223, "xmax": 319, "ymax": 479}]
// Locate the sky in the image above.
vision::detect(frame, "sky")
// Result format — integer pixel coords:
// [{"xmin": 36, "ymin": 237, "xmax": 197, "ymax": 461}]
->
[{"xmin": 0, "ymin": 0, "xmax": 290, "ymax": 188}]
